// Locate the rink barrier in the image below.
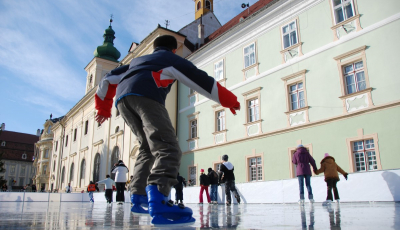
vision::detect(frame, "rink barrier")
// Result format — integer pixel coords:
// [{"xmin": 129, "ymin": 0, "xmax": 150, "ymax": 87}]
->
[{"xmin": 0, "ymin": 169, "xmax": 399, "ymax": 203}]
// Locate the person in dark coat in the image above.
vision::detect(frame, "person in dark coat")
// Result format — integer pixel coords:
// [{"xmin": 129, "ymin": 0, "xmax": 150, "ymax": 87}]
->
[
  {"xmin": 173, "ymin": 173, "xmax": 186, "ymax": 204},
  {"xmin": 218, "ymin": 155, "xmax": 240, "ymax": 205},
  {"xmin": 208, "ymin": 168, "xmax": 219, "ymax": 204},
  {"xmin": 292, "ymin": 145, "xmax": 318, "ymax": 205}
]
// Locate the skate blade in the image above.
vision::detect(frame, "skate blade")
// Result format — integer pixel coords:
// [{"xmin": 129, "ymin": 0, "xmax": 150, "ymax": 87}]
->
[{"xmin": 152, "ymin": 215, "xmax": 196, "ymax": 226}]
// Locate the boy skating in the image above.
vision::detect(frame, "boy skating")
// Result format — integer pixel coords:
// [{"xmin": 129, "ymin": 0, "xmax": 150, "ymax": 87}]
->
[{"xmin": 95, "ymin": 35, "xmax": 240, "ymax": 225}]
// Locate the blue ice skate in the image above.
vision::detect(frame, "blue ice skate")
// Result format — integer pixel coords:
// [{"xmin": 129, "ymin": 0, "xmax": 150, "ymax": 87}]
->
[
  {"xmin": 130, "ymin": 194, "xmax": 149, "ymax": 214},
  {"xmin": 146, "ymin": 185, "xmax": 195, "ymax": 225}
]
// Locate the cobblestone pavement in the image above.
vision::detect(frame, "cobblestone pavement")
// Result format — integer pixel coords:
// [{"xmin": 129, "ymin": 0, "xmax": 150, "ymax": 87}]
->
[{"xmin": 0, "ymin": 201, "xmax": 398, "ymax": 229}]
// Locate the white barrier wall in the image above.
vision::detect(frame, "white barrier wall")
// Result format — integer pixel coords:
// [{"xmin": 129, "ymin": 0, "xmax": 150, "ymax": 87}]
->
[{"xmin": 1, "ymin": 169, "xmax": 399, "ymax": 203}]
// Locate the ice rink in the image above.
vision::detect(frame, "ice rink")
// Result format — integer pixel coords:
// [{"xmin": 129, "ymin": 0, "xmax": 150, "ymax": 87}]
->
[{"xmin": 0, "ymin": 201, "xmax": 398, "ymax": 229}]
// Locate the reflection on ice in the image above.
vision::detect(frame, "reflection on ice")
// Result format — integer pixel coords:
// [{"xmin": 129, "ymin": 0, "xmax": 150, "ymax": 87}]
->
[{"xmin": 0, "ymin": 202, "xmax": 398, "ymax": 229}]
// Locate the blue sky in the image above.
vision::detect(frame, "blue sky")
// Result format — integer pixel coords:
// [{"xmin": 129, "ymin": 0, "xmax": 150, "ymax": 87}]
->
[{"xmin": 0, "ymin": 0, "xmax": 254, "ymax": 135}]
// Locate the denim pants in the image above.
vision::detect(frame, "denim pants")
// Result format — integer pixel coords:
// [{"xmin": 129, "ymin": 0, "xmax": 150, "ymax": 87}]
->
[
  {"xmin": 118, "ymin": 95, "xmax": 181, "ymax": 196},
  {"xmin": 224, "ymin": 180, "xmax": 239, "ymax": 204},
  {"xmin": 88, "ymin": 192, "xmax": 94, "ymax": 202},
  {"xmin": 210, "ymin": 184, "xmax": 218, "ymax": 202},
  {"xmin": 298, "ymin": 175, "xmax": 313, "ymax": 199}
]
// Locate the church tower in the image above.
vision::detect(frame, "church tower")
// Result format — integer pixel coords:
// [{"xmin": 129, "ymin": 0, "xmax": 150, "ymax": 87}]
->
[
  {"xmin": 195, "ymin": 0, "xmax": 213, "ymax": 20},
  {"xmin": 84, "ymin": 18, "xmax": 120, "ymax": 94}
]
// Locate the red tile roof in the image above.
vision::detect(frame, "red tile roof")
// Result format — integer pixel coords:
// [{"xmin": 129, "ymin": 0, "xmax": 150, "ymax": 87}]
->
[
  {"xmin": 0, "ymin": 131, "xmax": 39, "ymax": 144},
  {"xmin": 206, "ymin": 0, "xmax": 276, "ymax": 43}
]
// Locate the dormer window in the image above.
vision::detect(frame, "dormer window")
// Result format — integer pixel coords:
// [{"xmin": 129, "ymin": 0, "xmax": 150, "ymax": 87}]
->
[
  {"xmin": 47, "ymin": 125, "xmax": 52, "ymax": 134},
  {"xmin": 1, "ymin": 141, "xmax": 5, "ymax": 147},
  {"xmin": 89, "ymin": 75, "xmax": 93, "ymax": 83},
  {"xmin": 22, "ymin": 153, "xmax": 27, "ymax": 159},
  {"xmin": 197, "ymin": 1, "xmax": 201, "ymax": 11}
]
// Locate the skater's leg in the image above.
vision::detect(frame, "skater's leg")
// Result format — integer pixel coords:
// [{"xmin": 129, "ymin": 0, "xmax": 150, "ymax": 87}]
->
[
  {"xmin": 205, "ymin": 186, "xmax": 211, "ymax": 203},
  {"xmin": 326, "ymin": 179, "xmax": 334, "ymax": 201},
  {"xmin": 305, "ymin": 175, "xmax": 313, "ymax": 200},
  {"xmin": 332, "ymin": 179, "xmax": 340, "ymax": 200},
  {"xmin": 199, "ymin": 186, "xmax": 205, "ymax": 203},
  {"xmin": 297, "ymin": 176, "xmax": 305, "ymax": 200},
  {"xmin": 228, "ymin": 181, "xmax": 240, "ymax": 204},
  {"xmin": 225, "ymin": 181, "xmax": 232, "ymax": 204},
  {"xmin": 118, "ymin": 97, "xmax": 154, "ymax": 196}
]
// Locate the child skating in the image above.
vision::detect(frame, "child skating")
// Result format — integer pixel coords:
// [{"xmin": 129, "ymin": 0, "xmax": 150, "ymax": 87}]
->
[
  {"xmin": 95, "ymin": 35, "xmax": 240, "ymax": 225},
  {"xmin": 315, "ymin": 153, "xmax": 348, "ymax": 205}
]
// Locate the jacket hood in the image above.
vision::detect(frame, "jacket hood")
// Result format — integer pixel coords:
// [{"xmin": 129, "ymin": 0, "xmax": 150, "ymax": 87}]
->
[
  {"xmin": 321, "ymin": 156, "xmax": 336, "ymax": 164},
  {"xmin": 223, "ymin": 162, "xmax": 234, "ymax": 170}
]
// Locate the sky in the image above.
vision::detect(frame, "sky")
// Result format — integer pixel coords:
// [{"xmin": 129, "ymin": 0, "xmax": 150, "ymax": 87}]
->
[{"xmin": 0, "ymin": 0, "xmax": 256, "ymax": 135}]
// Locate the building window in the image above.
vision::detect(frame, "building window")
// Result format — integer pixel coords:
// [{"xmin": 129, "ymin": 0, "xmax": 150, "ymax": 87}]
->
[
  {"xmin": 352, "ymin": 139, "xmax": 377, "ymax": 172},
  {"xmin": 47, "ymin": 125, "xmax": 52, "ymax": 134},
  {"xmin": 80, "ymin": 159, "xmax": 86, "ymax": 180},
  {"xmin": 214, "ymin": 59, "xmax": 224, "ymax": 81},
  {"xmin": 22, "ymin": 153, "xmax": 27, "ymax": 160},
  {"xmin": 98, "ymin": 122, "xmax": 101, "ymax": 127},
  {"xmin": 53, "ymin": 160, "xmax": 56, "ymax": 172},
  {"xmin": 344, "ymin": 61, "xmax": 366, "ymax": 94},
  {"xmin": 73, "ymin": 128, "xmax": 77, "ymax": 142},
  {"xmin": 93, "ymin": 153, "xmax": 101, "ymax": 182},
  {"xmin": 332, "ymin": 0, "xmax": 355, "ymax": 24},
  {"xmin": 249, "ymin": 157, "xmax": 263, "ymax": 181},
  {"xmin": 84, "ymin": 120, "xmax": 89, "ymax": 135},
  {"xmin": 282, "ymin": 20, "xmax": 298, "ymax": 49},
  {"xmin": 43, "ymin": 165, "xmax": 47, "ymax": 174},
  {"xmin": 1, "ymin": 141, "xmax": 5, "ymax": 147},
  {"xmin": 215, "ymin": 163, "xmax": 221, "ymax": 172},
  {"xmin": 188, "ymin": 88, "xmax": 198, "ymax": 105},
  {"xmin": 21, "ymin": 166, "xmax": 26, "ymax": 175},
  {"xmin": 70, "ymin": 163, "xmax": 74, "ymax": 182},
  {"xmin": 205, "ymin": 0, "xmax": 211, "ymax": 10},
  {"xmin": 197, "ymin": 1, "xmax": 201, "ymax": 11},
  {"xmin": 10, "ymin": 165, "xmax": 15, "ymax": 174},
  {"xmin": 216, "ymin": 110, "xmax": 225, "ymax": 131},
  {"xmin": 55, "ymin": 141, "xmax": 58, "ymax": 151},
  {"xmin": 289, "ymin": 82, "xmax": 305, "ymax": 110},
  {"xmin": 61, "ymin": 166, "xmax": 65, "ymax": 184},
  {"xmin": 190, "ymin": 119, "xmax": 197, "ymax": 139},
  {"xmin": 244, "ymin": 43, "xmax": 256, "ymax": 68},
  {"xmin": 44, "ymin": 149, "xmax": 49, "ymax": 158},
  {"xmin": 65, "ymin": 135, "xmax": 68, "ymax": 147},
  {"xmin": 115, "ymin": 126, "xmax": 119, "ymax": 133},
  {"xmin": 247, "ymin": 98, "xmax": 259, "ymax": 123},
  {"xmin": 189, "ymin": 166, "xmax": 197, "ymax": 185}
]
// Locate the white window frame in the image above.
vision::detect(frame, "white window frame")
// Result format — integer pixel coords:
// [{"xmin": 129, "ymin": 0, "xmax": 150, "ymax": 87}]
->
[
  {"xmin": 332, "ymin": 0, "xmax": 355, "ymax": 24},
  {"xmin": 22, "ymin": 153, "xmax": 27, "ymax": 160},
  {"xmin": 343, "ymin": 60, "xmax": 366, "ymax": 95},
  {"xmin": 44, "ymin": 149, "xmax": 49, "ymax": 159},
  {"xmin": 247, "ymin": 98, "xmax": 260, "ymax": 123},
  {"xmin": 20, "ymin": 166, "xmax": 26, "ymax": 174},
  {"xmin": 190, "ymin": 119, "xmax": 197, "ymax": 139},
  {"xmin": 243, "ymin": 43, "xmax": 256, "ymax": 69},
  {"xmin": 214, "ymin": 59, "xmax": 224, "ymax": 81},
  {"xmin": 352, "ymin": 139, "xmax": 378, "ymax": 172},
  {"xmin": 216, "ymin": 110, "xmax": 226, "ymax": 132},
  {"xmin": 282, "ymin": 20, "xmax": 298, "ymax": 49},
  {"xmin": 249, "ymin": 156, "xmax": 263, "ymax": 181},
  {"xmin": 289, "ymin": 82, "xmax": 305, "ymax": 110}
]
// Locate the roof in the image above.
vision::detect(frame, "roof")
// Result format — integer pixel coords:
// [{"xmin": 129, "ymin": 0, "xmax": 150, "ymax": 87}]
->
[
  {"xmin": 0, "ymin": 131, "xmax": 39, "ymax": 144},
  {"xmin": 205, "ymin": 0, "xmax": 276, "ymax": 43}
]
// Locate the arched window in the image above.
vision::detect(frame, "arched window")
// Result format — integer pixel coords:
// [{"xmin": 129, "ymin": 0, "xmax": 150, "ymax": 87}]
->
[
  {"xmin": 1, "ymin": 141, "xmax": 5, "ymax": 147},
  {"xmin": 47, "ymin": 125, "xmax": 52, "ymax": 134},
  {"xmin": 93, "ymin": 153, "xmax": 101, "ymax": 182},
  {"xmin": 22, "ymin": 153, "xmax": 27, "ymax": 159},
  {"xmin": 115, "ymin": 126, "xmax": 119, "ymax": 133},
  {"xmin": 110, "ymin": 146, "xmax": 119, "ymax": 180},
  {"xmin": 61, "ymin": 166, "xmax": 65, "ymax": 184},
  {"xmin": 65, "ymin": 135, "xmax": 69, "ymax": 147},
  {"xmin": 89, "ymin": 75, "xmax": 93, "ymax": 83},
  {"xmin": 80, "ymin": 159, "xmax": 86, "ymax": 180},
  {"xmin": 197, "ymin": 1, "xmax": 201, "ymax": 10},
  {"xmin": 206, "ymin": 0, "xmax": 211, "ymax": 10},
  {"xmin": 70, "ymin": 163, "xmax": 74, "ymax": 182}
]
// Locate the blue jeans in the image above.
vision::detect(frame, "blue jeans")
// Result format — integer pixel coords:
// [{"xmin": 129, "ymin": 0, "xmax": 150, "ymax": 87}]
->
[
  {"xmin": 298, "ymin": 175, "xmax": 313, "ymax": 200},
  {"xmin": 210, "ymin": 184, "xmax": 218, "ymax": 202}
]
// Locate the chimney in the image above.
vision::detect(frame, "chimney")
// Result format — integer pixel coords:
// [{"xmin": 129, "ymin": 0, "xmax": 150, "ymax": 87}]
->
[
  {"xmin": 36, "ymin": 129, "xmax": 41, "ymax": 136},
  {"xmin": 0, "ymin": 123, "xmax": 4, "ymax": 131},
  {"xmin": 198, "ymin": 15, "xmax": 205, "ymax": 47}
]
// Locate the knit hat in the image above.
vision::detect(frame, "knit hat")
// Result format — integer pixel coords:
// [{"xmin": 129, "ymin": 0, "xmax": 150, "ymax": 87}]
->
[
  {"xmin": 297, "ymin": 144, "xmax": 304, "ymax": 148},
  {"xmin": 324, "ymin": 153, "xmax": 330, "ymax": 158},
  {"xmin": 200, "ymin": 169, "xmax": 204, "ymax": 173},
  {"xmin": 222, "ymin": 155, "xmax": 228, "ymax": 161}
]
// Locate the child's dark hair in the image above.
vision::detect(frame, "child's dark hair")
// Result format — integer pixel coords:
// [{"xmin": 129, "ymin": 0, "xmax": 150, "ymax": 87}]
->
[
  {"xmin": 153, "ymin": 35, "xmax": 177, "ymax": 51},
  {"xmin": 106, "ymin": 174, "xmax": 110, "ymax": 178}
]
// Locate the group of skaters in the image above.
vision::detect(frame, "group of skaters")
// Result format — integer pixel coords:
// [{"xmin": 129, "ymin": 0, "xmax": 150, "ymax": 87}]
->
[
  {"xmin": 1, "ymin": 183, "xmax": 41, "ymax": 192},
  {"xmin": 292, "ymin": 144, "xmax": 348, "ymax": 206},
  {"xmin": 198, "ymin": 154, "xmax": 241, "ymax": 206}
]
